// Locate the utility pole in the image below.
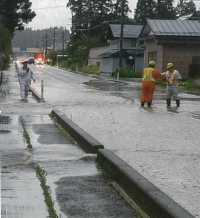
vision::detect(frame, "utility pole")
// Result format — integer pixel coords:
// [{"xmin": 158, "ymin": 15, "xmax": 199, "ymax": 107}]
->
[
  {"xmin": 119, "ymin": 0, "xmax": 125, "ymax": 70},
  {"xmin": 45, "ymin": 31, "xmax": 48, "ymax": 60},
  {"xmin": 0, "ymin": 52, "xmax": 3, "ymax": 86},
  {"xmin": 86, "ymin": 0, "xmax": 91, "ymax": 65},
  {"xmin": 53, "ymin": 27, "xmax": 56, "ymax": 50},
  {"xmin": 62, "ymin": 28, "xmax": 64, "ymax": 60}
]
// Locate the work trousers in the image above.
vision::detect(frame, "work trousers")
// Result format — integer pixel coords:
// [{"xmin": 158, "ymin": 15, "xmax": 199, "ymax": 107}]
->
[
  {"xmin": 20, "ymin": 84, "xmax": 30, "ymax": 100},
  {"xmin": 166, "ymin": 85, "xmax": 179, "ymax": 100}
]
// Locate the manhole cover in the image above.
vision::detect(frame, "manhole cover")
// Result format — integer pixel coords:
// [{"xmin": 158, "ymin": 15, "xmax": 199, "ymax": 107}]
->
[{"xmin": 0, "ymin": 115, "xmax": 10, "ymax": 132}]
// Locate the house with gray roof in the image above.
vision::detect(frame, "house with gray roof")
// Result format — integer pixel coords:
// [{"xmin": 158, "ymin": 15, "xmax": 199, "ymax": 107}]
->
[
  {"xmin": 139, "ymin": 19, "xmax": 200, "ymax": 79},
  {"xmin": 97, "ymin": 24, "xmax": 144, "ymax": 74}
]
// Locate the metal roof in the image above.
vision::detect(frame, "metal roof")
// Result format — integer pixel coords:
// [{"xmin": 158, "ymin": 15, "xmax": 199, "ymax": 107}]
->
[
  {"xmin": 146, "ymin": 19, "xmax": 200, "ymax": 37},
  {"xmin": 110, "ymin": 24, "xmax": 143, "ymax": 38}
]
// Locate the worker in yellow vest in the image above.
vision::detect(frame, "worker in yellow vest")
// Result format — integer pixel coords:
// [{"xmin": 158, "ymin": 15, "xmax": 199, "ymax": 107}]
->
[
  {"xmin": 141, "ymin": 60, "xmax": 163, "ymax": 107},
  {"xmin": 162, "ymin": 63, "xmax": 182, "ymax": 107}
]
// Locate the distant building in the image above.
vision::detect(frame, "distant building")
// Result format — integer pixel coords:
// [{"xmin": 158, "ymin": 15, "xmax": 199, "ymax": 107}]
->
[{"xmin": 98, "ymin": 24, "xmax": 144, "ymax": 74}]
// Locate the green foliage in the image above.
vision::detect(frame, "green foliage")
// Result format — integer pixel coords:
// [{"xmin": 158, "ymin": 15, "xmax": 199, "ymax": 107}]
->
[
  {"xmin": 134, "ymin": 0, "xmax": 189, "ymax": 25},
  {"xmin": 67, "ymin": 0, "xmax": 130, "ymax": 43},
  {"xmin": 81, "ymin": 65, "xmax": 100, "ymax": 75},
  {"xmin": 47, "ymin": 50, "xmax": 57, "ymax": 65},
  {"xmin": 113, "ymin": 68, "xmax": 142, "ymax": 78},
  {"xmin": 0, "ymin": 0, "xmax": 36, "ymax": 35},
  {"xmin": 179, "ymin": 79, "xmax": 200, "ymax": 89},
  {"xmin": 0, "ymin": 23, "xmax": 12, "ymax": 69},
  {"xmin": 60, "ymin": 59, "xmax": 78, "ymax": 71},
  {"xmin": 36, "ymin": 165, "xmax": 60, "ymax": 218},
  {"xmin": 60, "ymin": 59, "xmax": 100, "ymax": 75},
  {"xmin": 156, "ymin": 0, "xmax": 176, "ymax": 20},
  {"xmin": 176, "ymin": 0, "xmax": 196, "ymax": 17},
  {"xmin": 12, "ymin": 27, "xmax": 70, "ymax": 49},
  {"xmin": 134, "ymin": 0, "xmax": 157, "ymax": 24}
]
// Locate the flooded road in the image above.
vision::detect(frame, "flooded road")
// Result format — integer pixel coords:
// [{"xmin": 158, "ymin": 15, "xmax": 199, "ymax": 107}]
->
[
  {"xmin": 32, "ymin": 65, "xmax": 200, "ymax": 217},
  {"xmin": 1, "ymin": 64, "xmax": 200, "ymax": 217}
]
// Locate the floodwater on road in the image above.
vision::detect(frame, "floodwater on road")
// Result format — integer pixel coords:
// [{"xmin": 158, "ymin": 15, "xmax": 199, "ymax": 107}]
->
[
  {"xmin": 41, "ymin": 72, "xmax": 200, "ymax": 218},
  {"xmin": 2, "ymin": 65, "xmax": 200, "ymax": 217}
]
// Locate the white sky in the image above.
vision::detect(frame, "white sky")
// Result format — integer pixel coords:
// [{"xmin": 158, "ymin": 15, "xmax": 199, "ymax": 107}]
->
[
  {"xmin": 26, "ymin": 0, "xmax": 200, "ymax": 30},
  {"xmin": 26, "ymin": 0, "xmax": 137, "ymax": 30}
]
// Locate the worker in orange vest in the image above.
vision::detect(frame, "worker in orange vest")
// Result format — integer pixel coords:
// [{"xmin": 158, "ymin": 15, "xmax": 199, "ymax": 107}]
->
[
  {"xmin": 140, "ymin": 61, "xmax": 163, "ymax": 107},
  {"xmin": 162, "ymin": 63, "xmax": 182, "ymax": 107}
]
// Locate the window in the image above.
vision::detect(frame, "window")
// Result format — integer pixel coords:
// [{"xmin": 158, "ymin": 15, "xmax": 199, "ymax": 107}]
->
[
  {"xmin": 110, "ymin": 40, "xmax": 118, "ymax": 46},
  {"xmin": 130, "ymin": 39, "xmax": 136, "ymax": 47},
  {"xmin": 148, "ymin": 51, "xmax": 157, "ymax": 62}
]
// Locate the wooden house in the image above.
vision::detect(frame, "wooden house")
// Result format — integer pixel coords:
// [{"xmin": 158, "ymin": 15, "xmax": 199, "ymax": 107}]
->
[
  {"xmin": 139, "ymin": 19, "xmax": 200, "ymax": 79},
  {"xmin": 98, "ymin": 24, "xmax": 144, "ymax": 74}
]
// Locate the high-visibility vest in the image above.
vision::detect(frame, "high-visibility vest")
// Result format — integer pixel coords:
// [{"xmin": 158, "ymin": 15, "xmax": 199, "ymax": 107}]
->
[
  {"xmin": 166, "ymin": 70, "xmax": 178, "ymax": 85},
  {"xmin": 142, "ymin": 67, "xmax": 156, "ymax": 81}
]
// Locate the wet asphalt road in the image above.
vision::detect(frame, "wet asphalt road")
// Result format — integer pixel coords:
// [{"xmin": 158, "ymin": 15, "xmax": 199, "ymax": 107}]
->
[{"xmin": 1, "ymin": 63, "xmax": 200, "ymax": 217}]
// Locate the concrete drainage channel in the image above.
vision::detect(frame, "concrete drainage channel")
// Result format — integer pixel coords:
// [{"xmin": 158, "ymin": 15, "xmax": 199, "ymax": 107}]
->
[{"xmin": 51, "ymin": 109, "xmax": 195, "ymax": 218}]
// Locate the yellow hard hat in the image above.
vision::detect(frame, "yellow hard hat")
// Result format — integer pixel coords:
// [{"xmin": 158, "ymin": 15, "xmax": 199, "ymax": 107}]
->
[
  {"xmin": 167, "ymin": 63, "xmax": 174, "ymax": 68},
  {"xmin": 148, "ymin": 60, "xmax": 156, "ymax": 66}
]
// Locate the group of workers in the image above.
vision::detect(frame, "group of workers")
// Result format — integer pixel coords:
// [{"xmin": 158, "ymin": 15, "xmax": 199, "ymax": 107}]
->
[
  {"xmin": 140, "ymin": 61, "xmax": 182, "ymax": 107},
  {"xmin": 17, "ymin": 59, "xmax": 181, "ymax": 107}
]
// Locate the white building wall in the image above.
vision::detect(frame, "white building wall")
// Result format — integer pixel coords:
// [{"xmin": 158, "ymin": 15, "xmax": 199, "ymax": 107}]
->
[{"xmin": 88, "ymin": 44, "xmax": 109, "ymax": 65}]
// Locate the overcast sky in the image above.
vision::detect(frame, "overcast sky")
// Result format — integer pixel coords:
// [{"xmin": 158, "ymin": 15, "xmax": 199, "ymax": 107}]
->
[
  {"xmin": 26, "ymin": 0, "xmax": 137, "ymax": 30},
  {"xmin": 26, "ymin": 0, "xmax": 200, "ymax": 30}
]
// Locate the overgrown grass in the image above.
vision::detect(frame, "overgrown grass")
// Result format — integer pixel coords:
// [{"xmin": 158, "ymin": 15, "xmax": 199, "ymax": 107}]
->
[
  {"xmin": 179, "ymin": 79, "xmax": 200, "ymax": 90},
  {"xmin": 20, "ymin": 117, "xmax": 60, "ymax": 218},
  {"xmin": 20, "ymin": 118, "xmax": 32, "ymax": 149},
  {"xmin": 81, "ymin": 65, "xmax": 100, "ymax": 74},
  {"xmin": 36, "ymin": 165, "xmax": 60, "ymax": 218},
  {"xmin": 113, "ymin": 69, "xmax": 142, "ymax": 78},
  {"xmin": 60, "ymin": 60, "xmax": 100, "ymax": 75}
]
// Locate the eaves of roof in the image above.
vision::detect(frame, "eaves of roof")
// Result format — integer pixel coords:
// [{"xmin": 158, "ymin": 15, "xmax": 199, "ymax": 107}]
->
[{"xmin": 98, "ymin": 48, "xmax": 144, "ymax": 58}]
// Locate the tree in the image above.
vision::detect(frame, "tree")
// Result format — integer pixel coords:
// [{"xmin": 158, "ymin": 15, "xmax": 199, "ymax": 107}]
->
[
  {"xmin": 175, "ymin": 0, "xmax": 196, "ymax": 18},
  {"xmin": 0, "ymin": 23, "xmax": 12, "ymax": 69},
  {"xmin": 156, "ymin": 0, "xmax": 176, "ymax": 19},
  {"xmin": 134, "ymin": 0, "xmax": 157, "ymax": 24},
  {"xmin": 67, "ymin": 0, "xmax": 130, "ymax": 41},
  {"xmin": 67, "ymin": 0, "xmax": 131, "ymax": 62},
  {"xmin": 0, "ymin": 0, "xmax": 36, "ymax": 35}
]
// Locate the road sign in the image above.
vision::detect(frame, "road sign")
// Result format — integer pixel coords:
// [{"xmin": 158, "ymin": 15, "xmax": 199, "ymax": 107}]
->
[{"xmin": 20, "ymin": 47, "xmax": 27, "ymax": 51}]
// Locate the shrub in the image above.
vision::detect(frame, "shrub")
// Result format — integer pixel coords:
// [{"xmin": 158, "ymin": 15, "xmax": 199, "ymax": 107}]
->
[
  {"xmin": 81, "ymin": 65, "xmax": 100, "ymax": 74},
  {"xmin": 113, "ymin": 68, "xmax": 142, "ymax": 78}
]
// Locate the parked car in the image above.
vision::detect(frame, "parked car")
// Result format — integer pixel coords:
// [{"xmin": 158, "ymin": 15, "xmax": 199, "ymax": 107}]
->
[{"xmin": 27, "ymin": 57, "xmax": 35, "ymax": 64}]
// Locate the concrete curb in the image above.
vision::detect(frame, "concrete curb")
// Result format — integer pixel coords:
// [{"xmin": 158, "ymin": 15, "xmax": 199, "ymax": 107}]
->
[
  {"xmin": 50, "ymin": 109, "xmax": 195, "ymax": 218},
  {"xmin": 97, "ymin": 149, "xmax": 195, "ymax": 218},
  {"xmin": 29, "ymin": 86, "xmax": 43, "ymax": 102},
  {"xmin": 50, "ymin": 110, "xmax": 104, "ymax": 153}
]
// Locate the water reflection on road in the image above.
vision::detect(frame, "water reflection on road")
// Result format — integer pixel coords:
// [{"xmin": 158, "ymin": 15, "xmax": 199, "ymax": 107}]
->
[
  {"xmin": 31, "ymin": 67, "xmax": 200, "ymax": 217},
  {"xmin": 81, "ymin": 78, "xmax": 200, "ymax": 218}
]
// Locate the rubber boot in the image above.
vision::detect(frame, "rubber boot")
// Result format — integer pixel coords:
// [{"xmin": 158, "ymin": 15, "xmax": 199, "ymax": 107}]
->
[
  {"xmin": 141, "ymin": 102, "xmax": 144, "ymax": 107},
  {"xmin": 147, "ymin": 102, "xmax": 151, "ymax": 107},
  {"xmin": 176, "ymin": 99, "xmax": 180, "ymax": 107},
  {"xmin": 166, "ymin": 99, "xmax": 171, "ymax": 107}
]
